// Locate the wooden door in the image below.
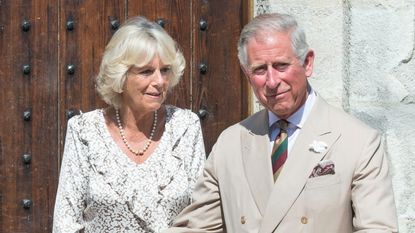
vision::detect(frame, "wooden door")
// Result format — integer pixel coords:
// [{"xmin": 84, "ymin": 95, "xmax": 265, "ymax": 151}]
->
[
  {"xmin": 0, "ymin": 1, "xmax": 249, "ymax": 231},
  {"xmin": 0, "ymin": 0, "xmax": 60, "ymax": 232}
]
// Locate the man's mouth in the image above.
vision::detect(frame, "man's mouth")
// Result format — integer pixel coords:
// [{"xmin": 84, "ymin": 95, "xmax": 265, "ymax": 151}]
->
[{"xmin": 266, "ymin": 89, "xmax": 288, "ymax": 97}]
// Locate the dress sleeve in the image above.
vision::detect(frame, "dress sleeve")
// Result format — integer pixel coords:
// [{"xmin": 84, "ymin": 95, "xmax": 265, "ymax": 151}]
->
[
  {"xmin": 351, "ymin": 130, "xmax": 398, "ymax": 233},
  {"xmin": 166, "ymin": 143, "xmax": 224, "ymax": 233},
  {"xmin": 53, "ymin": 118, "xmax": 88, "ymax": 233},
  {"xmin": 184, "ymin": 114, "xmax": 206, "ymax": 191}
]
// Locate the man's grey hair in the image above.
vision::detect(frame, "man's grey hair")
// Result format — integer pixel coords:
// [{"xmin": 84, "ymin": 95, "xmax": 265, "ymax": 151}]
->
[{"xmin": 237, "ymin": 13, "xmax": 309, "ymax": 68}]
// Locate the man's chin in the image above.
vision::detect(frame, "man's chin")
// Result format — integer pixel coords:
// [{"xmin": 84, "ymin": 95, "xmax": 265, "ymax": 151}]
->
[{"xmin": 269, "ymin": 105, "xmax": 291, "ymax": 118}]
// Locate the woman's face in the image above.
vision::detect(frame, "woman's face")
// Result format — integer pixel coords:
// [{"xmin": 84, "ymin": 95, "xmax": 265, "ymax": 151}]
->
[{"xmin": 122, "ymin": 55, "xmax": 171, "ymax": 113}]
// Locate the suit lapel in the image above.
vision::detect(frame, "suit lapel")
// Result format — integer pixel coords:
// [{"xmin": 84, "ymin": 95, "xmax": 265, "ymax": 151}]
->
[
  {"xmin": 259, "ymin": 96, "xmax": 341, "ymax": 233},
  {"xmin": 241, "ymin": 110, "xmax": 274, "ymax": 216}
]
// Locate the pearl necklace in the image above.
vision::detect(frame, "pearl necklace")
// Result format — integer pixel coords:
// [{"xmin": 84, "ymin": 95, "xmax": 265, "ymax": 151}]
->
[{"xmin": 115, "ymin": 109, "xmax": 157, "ymax": 156}]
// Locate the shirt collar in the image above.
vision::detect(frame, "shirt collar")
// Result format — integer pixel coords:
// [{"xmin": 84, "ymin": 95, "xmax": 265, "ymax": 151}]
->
[{"xmin": 268, "ymin": 85, "xmax": 316, "ymax": 129}]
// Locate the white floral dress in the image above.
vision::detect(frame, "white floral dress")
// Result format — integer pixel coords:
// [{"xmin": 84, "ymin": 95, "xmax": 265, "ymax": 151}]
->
[{"xmin": 53, "ymin": 105, "xmax": 205, "ymax": 233}]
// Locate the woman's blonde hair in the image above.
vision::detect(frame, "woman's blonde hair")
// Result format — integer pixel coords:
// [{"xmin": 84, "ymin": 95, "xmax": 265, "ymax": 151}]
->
[{"xmin": 96, "ymin": 16, "xmax": 185, "ymax": 108}]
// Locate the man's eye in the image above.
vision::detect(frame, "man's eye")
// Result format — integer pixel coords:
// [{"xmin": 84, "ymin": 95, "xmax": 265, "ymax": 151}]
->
[
  {"xmin": 273, "ymin": 63, "xmax": 289, "ymax": 71},
  {"xmin": 252, "ymin": 67, "xmax": 266, "ymax": 75}
]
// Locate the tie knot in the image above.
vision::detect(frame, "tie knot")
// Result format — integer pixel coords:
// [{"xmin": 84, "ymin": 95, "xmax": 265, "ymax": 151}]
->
[{"xmin": 277, "ymin": 119, "xmax": 289, "ymax": 130}]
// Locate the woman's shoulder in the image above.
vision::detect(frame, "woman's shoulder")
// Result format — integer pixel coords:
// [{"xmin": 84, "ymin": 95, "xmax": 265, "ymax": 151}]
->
[
  {"xmin": 165, "ymin": 105, "xmax": 199, "ymax": 123},
  {"xmin": 67, "ymin": 109, "xmax": 104, "ymax": 129}
]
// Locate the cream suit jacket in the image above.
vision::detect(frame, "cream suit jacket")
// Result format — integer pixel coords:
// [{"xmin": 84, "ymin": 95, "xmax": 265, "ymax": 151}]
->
[{"xmin": 165, "ymin": 96, "xmax": 398, "ymax": 233}]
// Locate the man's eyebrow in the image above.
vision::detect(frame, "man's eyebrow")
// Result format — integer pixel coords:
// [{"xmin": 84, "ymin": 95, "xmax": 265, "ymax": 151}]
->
[{"xmin": 249, "ymin": 63, "xmax": 266, "ymax": 70}]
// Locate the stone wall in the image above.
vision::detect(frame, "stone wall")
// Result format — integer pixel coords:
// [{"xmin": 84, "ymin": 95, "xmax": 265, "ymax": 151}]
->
[{"xmin": 253, "ymin": 0, "xmax": 415, "ymax": 231}]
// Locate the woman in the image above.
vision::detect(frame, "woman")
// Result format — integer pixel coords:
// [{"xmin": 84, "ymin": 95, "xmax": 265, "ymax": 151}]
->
[{"xmin": 53, "ymin": 16, "xmax": 205, "ymax": 233}]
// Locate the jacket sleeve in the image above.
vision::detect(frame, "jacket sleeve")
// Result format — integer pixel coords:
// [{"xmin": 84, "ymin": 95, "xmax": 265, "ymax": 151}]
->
[
  {"xmin": 351, "ymin": 130, "xmax": 398, "ymax": 233},
  {"xmin": 165, "ymin": 143, "xmax": 225, "ymax": 233},
  {"xmin": 53, "ymin": 118, "xmax": 87, "ymax": 233}
]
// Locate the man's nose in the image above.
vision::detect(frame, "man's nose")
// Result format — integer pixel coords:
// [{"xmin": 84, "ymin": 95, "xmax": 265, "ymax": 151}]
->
[{"xmin": 265, "ymin": 67, "xmax": 280, "ymax": 88}]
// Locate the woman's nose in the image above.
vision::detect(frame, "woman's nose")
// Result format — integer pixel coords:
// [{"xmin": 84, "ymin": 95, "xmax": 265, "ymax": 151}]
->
[{"xmin": 152, "ymin": 69, "xmax": 167, "ymax": 86}]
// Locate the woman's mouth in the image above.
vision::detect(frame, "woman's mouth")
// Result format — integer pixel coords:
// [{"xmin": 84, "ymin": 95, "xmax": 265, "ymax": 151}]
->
[{"xmin": 146, "ymin": 92, "xmax": 162, "ymax": 98}]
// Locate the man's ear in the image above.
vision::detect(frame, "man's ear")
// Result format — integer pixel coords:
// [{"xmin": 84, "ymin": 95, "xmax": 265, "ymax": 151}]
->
[
  {"xmin": 240, "ymin": 64, "xmax": 252, "ymax": 80},
  {"xmin": 240, "ymin": 64, "xmax": 248, "ymax": 76},
  {"xmin": 303, "ymin": 49, "xmax": 315, "ymax": 77}
]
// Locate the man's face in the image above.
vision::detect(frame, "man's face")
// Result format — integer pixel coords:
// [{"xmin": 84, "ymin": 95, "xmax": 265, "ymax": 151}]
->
[{"xmin": 243, "ymin": 31, "xmax": 314, "ymax": 119}]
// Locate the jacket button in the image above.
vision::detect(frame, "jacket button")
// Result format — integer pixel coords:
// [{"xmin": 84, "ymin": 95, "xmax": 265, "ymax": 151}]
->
[
  {"xmin": 301, "ymin": 216, "xmax": 308, "ymax": 224},
  {"xmin": 240, "ymin": 216, "xmax": 246, "ymax": 224}
]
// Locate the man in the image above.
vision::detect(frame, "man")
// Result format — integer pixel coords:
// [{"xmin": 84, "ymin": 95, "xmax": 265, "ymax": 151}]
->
[{"xmin": 165, "ymin": 13, "xmax": 398, "ymax": 233}]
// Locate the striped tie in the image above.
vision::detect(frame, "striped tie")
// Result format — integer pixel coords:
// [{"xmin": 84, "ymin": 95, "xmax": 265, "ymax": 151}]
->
[{"xmin": 271, "ymin": 120, "xmax": 288, "ymax": 182}]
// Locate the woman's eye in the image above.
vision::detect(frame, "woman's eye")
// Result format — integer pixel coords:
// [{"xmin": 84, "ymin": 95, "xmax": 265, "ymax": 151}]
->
[
  {"xmin": 139, "ymin": 69, "xmax": 155, "ymax": 76},
  {"xmin": 160, "ymin": 67, "xmax": 171, "ymax": 74}
]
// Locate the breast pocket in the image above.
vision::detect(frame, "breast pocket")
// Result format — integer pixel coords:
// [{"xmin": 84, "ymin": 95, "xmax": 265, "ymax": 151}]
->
[
  {"xmin": 303, "ymin": 174, "xmax": 341, "ymax": 213},
  {"xmin": 305, "ymin": 174, "xmax": 340, "ymax": 189}
]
